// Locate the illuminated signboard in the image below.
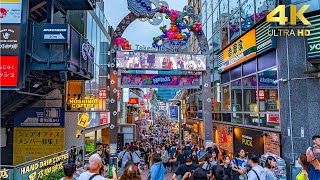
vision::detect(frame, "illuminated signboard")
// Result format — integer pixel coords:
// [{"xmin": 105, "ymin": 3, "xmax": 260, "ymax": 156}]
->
[
  {"xmin": 68, "ymin": 98, "xmax": 97, "ymax": 108},
  {"xmin": 116, "ymin": 51, "xmax": 207, "ymax": 71},
  {"xmin": 98, "ymin": 88, "xmax": 107, "ymax": 99},
  {"xmin": 223, "ymin": 29, "xmax": 256, "ymax": 71},
  {"xmin": 128, "ymin": 98, "xmax": 139, "ymax": 104}
]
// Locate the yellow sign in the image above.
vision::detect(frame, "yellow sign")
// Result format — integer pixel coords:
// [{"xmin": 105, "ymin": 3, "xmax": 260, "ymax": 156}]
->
[
  {"xmin": 13, "ymin": 128, "xmax": 64, "ymax": 165},
  {"xmin": 68, "ymin": 98, "xmax": 98, "ymax": 109},
  {"xmin": 0, "ymin": 0, "xmax": 21, "ymax": 2},
  {"xmin": 223, "ymin": 29, "xmax": 256, "ymax": 71},
  {"xmin": 77, "ymin": 113, "xmax": 90, "ymax": 128},
  {"xmin": 76, "ymin": 130, "xmax": 83, "ymax": 138}
]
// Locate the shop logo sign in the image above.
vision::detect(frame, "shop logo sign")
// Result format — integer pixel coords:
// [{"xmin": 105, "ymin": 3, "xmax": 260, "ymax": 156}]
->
[
  {"xmin": 309, "ymin": 43, "xmax": 320, "ymax": 52},
  {"xmin": 0, "ymin": 8, "xmax": 8, "ymax": 18},
  {"xmin": 267, "ymin": 5, "xmax": 311, "ymax": 37},
  {"xmin": 0, "ymin": 25, "xmax": 20, "ymax": 54},
  {"xmin": 242, "ymin": 135, "xmax": 253, "ymax": 147},
  {"xmin": 0, "ymin": 3, "xmax": 22, "ymax": 23}
]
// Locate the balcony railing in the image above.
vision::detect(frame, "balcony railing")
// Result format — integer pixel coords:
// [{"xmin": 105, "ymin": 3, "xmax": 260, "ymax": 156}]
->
[{"xmin": 27, "ymin": 19, "xmax": 94, "ymax": 80}]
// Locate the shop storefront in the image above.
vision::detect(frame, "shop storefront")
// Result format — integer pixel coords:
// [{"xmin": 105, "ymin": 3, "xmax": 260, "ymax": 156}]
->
[{"xmin": 212, "ymin": 124, "xmax": 233, "ymax": 157}]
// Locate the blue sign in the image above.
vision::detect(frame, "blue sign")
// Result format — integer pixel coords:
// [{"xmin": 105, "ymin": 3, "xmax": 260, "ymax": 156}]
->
[
  {"xmin": 14, "ymin": 107, "xmax": 65, "ymax": 127},
  {"xmin": 169, "ymin": 106, "xmax": 178, "ymax": 120},
  {"xmin": 42, "ymin": 24, "xmax": 70, "ymax": 44}
]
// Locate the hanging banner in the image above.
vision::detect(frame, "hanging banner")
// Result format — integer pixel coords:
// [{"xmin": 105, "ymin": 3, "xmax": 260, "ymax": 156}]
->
[
  {"xmin": 223, "ymin": 29, "xmax": 256, "ymax": 71},
  {"xmin": 116, "ymin": 51, "xmax": 207, "ymax": 71},
  {"xmin": 169, "ymin": 106, "xmax": 178, "ymax": 120},
  {"xmin": 120, "ymin": 73, "xmax": 200, "ymax": 88}
]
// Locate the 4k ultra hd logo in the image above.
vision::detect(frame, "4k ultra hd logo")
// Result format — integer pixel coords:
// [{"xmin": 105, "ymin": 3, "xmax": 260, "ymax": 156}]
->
[{"xmin": 266, "ymin": 5, "xmax": 311, "ymax": 36}]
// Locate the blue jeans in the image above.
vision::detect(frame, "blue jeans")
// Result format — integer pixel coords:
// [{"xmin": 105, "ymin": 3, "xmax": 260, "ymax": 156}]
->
[{"xmin": 308, "ymin": 164, "xmax": 320, "ymax": 180}]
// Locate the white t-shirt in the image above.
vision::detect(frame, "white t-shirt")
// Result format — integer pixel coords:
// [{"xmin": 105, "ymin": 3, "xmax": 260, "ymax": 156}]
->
[
  {"xmin": 133, "ymin": 151, "xmax": 141, "ymax": 163},
  {"xmin": 78, "ymin": 171, "xmax": 105, "ymax": 180},
  {"xmin": 247, "ymin": 165, "xmax": 266, "ymax": 180}
]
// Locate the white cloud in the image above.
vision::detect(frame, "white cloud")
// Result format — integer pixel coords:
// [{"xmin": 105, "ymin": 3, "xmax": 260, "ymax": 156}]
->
[{"xmin": 104, "ymin": 0, "xmax": 188, "ymax": 47}]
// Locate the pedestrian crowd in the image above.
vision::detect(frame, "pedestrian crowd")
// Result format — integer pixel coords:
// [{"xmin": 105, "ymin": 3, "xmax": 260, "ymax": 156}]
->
[{"xmin": 62, "ymin": 119, "xmax": 320, "ymax": 180}]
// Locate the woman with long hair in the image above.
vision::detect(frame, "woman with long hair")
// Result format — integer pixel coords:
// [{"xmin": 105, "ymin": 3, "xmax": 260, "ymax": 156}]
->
[
  {"xmin": 212, "ymin": 165, "xmax": 230, "ymax": 180},
  {"xmin": 264, "ymin": 156, "xmax": 277, "ymax": 180},
  {"xmin": 118, "ymin": 164, "xmax": 142, "ymax": 180},
  {"xmin": 296, "ymin": 154, "xmax": 309, "ymax": 180},
  {"xmin": 202, "ymin": 154, "xmax": 214, "ymax": 172},
  {"xmin": 220, "ymin": 155, "xmax": 232, "ymax": 179},
  {"xmin": 150, "ymin": 153, "xmax": 166, "ymax": 180}
]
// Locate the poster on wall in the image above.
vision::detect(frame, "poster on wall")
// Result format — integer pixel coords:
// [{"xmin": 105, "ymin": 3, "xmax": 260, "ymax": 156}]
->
[
  {"xmin": 0, "ymin": 25, "xmax": 20, "ymax": 54},
  {"xmin": 13, "ymin": 127, "xmax": 64, "ymax": 165},
  {"xmin": 169, "ymin": 106, "xmax": 178, "ymax": 120},
  {"xmin": 116, "ymin": 51, "xmax": 207, "ymax": 71},
  {"xmin": 0, "ymin": 56, "xmax": 19, "ymax": 87},
  {"xmin": 120, "ymin": 73, "xmax": 200, "ymax": 88},
  {"xmin": 14, "ymin": 107, "xmax": 65, "ymax": 127},
  {"xmin": 233, "ymin": 127, "xmax": 264, "ymax": 157},
  {"xmin": 0, "ymin": 1, "xmax": 22, "ymax": 23}
]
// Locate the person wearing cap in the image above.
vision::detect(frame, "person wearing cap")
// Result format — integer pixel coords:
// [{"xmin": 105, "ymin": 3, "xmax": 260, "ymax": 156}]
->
[
  {"xmin": 306, "ymin": 135, "xmax": 320, "ymax": 180},
  {"xmin": 172, "ymin": 153, "xmax": 200, "ymax": 180}
]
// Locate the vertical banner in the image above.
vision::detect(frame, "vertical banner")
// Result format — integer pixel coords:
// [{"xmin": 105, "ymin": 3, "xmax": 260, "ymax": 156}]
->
[{"xmin": 169, "ymin": 106, "xmax": 178, "ymax": 120}]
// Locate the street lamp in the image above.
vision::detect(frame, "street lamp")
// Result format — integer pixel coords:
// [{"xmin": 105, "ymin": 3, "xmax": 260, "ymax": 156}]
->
[{"xmin": 168, "ymin": 99, "xmax": 183, "ymax": 146}]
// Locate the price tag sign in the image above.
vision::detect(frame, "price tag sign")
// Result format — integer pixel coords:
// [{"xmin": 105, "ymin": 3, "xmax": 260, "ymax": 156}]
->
[{"xmin": 77, "ymin": 113, "xmax": 90, "ymax": 128}]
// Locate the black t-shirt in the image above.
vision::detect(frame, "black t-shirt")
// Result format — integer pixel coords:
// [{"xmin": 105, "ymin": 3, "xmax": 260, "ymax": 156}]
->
[
  {"xmin": 175, "ymin": 163, "xmax": 200, "ymax": 177},
  {"xmin": 177, "ymin": 154, "xmax": 186, "ymax": 165}
]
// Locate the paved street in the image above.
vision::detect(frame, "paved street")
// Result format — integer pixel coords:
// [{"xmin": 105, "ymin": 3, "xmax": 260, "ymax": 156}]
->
[{"xmin": 141, "ymin": 169, "xmax": 174, "ymax": 179}]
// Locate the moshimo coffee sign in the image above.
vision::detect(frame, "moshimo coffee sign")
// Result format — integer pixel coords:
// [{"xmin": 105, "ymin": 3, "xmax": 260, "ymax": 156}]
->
[{"xmin": 0, "ymin": 24, "xmax": 20, "ymax": 54}]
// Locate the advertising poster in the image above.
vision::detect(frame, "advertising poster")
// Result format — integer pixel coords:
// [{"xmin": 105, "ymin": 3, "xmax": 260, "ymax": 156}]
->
[
  {"xmin": 100, "ymin": 112, "xmax": 110, "ymax": 125},
  {"xmin": 0, "ymin": 1, "xmax": 22, "ymax": 24},
  {"xmin": 121, "ymin": 73, "xmax": 200, "ymax": 88},
  {"xmin": 0, "ymin": 25, "xmax": 20, "ymax": 54},
  {"xmin": 169, "ymin": 106, "xmax": 178, "ymax": 120},
  {"xmin": 0, "ymin": 56, "xmax": 19, "ymax": 87},
  {"xmin": 116, "ymin": 51, "xmax": 206, "ymax": 71},
  {"xmin": 233, "ymin": 127, "xmax": 264, "ymax": 157},
  {"xmin": 13, "ymin": 128, "xmax": 65, "ymax": 165}
]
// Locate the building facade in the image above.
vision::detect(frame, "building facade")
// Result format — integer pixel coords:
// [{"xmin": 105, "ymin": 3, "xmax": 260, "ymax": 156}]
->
[{"xmin": 188, "ymin": 0, "xmax": 320, "ymax": 173}]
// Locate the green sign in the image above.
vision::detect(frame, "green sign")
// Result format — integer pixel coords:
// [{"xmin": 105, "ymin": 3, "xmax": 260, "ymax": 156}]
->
[
  {"xmin": 86, "ymin": 143, "xmax": 95, "ymax": 152},
  {"xmin": 307, "ymin": 15, "xmax": 320, "ymax": 59},
  {"xmin": 256, "ymin": 22, "xmax": 276, "ymax": 55}
]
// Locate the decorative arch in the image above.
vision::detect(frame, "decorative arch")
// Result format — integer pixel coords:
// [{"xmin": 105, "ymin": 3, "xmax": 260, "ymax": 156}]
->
[{"xmin": 108, "ymin": 3, "xmax": 213, "ymax": 145}]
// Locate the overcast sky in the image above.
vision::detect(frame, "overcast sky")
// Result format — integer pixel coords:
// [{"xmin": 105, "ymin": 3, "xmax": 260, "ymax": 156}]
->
[{"xmin": 104, "ymin": 0, "xmax": 188, "ymax": 48}]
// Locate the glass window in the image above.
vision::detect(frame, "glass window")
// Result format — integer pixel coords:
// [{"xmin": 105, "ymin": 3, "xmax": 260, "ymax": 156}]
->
[
  {"xmin": 203, "ymin": 22, "xmax": 207, "ymax": 37},
  {"xmin": 213, "ymin": 32, "xmax": 221, "ymax": 54},
  {"xmin": 255, "ymin": 0, "xmax": 276, "ymax": 22},
  {"xmin": 207, "ymin": 15, "xmax": 213, "ymax": 40},
  {"xmin": 213, "ymin": 7, "xmax": 220, "ymax": 33},
  {"xmin": 243, "ymin": 58, "xmax": 256, "ymax": 76},
  {"xmin": 87, "ymin": 14, "xmax": 93, "ymax": 41},
  {"xmin": 258, "ymin": 68, "xmax": 279, "ymax": 112},
  {"xmin": 243, "ymin": 75, "xmax": 257, "ymax": 112},
  {"xmin": 207, "ymin": 0, "xmax": 213, "ymax": 16},
  {"xmin": 222, "ymin": 113, "xmax": 231, "ymax": 122},
  {"xmin": 232, "ymin": 113, "xmax": 243, "ymax": 124},
  {"xmin": 241, "ymin": 0, "xmax": 255, "ymax": 32},
  {"xmin": 231, "ymin": 79, "xmax": 242, "ymax": 112},
  {"xmin": 221, "ymin": 71, "xmax": 230, "ymax": 83},
  {"xmin": 244, "ymin": 113, "xmax": 260, "ymax": 126},
  {"xmin": 229, "ymin": 0, "xmax": 239, "ymax": 14},
  {"xmin": 213, "ymin": 0, "xmax": 219, "ymax": 10},
  {"xmin": 231, "ymin": 65, "xmax": 242, "ymax": 80},
  {"xmin": 201, "ymin": 2, "xmax": 207, "ymax": 24},
  {"xmin": 260, "ymin": 113, "xmax": 280, "ymax": 129},
  {"xmin": 258, "ymin": 51, "xmax": 276, "ymax": 71},
  {"xmin": 214, "ymin": 113, "xmax": 222, "ymax": 121},
  {"xmin": 221, "ymin": 23, "xmax": 229, "ymax": 49},
  {"xmin": 229, "ymin": 10, "xmax": 240, "ymax": 41},
  {"xmin": 222, "ymin": 84, "xmax": 231, "ymax": 111},
  {"xmin": 220, "ymin": 0, "xmax": 228, "ymax": 24}
]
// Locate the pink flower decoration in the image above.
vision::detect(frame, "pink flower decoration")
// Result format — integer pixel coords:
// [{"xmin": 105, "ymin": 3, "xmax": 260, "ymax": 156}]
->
[
  {"xmin": 167, "ymin": 31, "xmax": 177, "ymax": 40},
  {"xmin": 169, "ymin": 9, "xmax": 179, "ymax": 20},
  {"xmin": 193, "ymin": 22, "xmax": 202, "ymax": 32},
  {"xmin": 159, "ymin": 6, "xmax": 168, "ymax": 13}
]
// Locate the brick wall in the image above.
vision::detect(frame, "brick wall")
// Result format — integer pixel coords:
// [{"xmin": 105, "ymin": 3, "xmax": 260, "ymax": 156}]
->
[
  {"xmin": 264, "ymin": 132, "xmax": 281, "ymax": 156},
  {"xmin": 214, "ymin": 124, "xmax": 233, "ymax": 154}
]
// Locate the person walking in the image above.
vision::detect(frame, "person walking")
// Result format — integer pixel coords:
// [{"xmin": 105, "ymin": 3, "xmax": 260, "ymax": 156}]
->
[
  {"xmin": 78, "ymin": 154, "xmax": 105, "ymax": 180},
  {"xmin": 264, "ymin": 156, "xmax": 277, "ymax": 180},
  {"xmin": 306, "ymin": 135, "xmax": 320, "ymax": 180},
  {"xmin": 247, "ymin": 153, "xmax": 266, "ymax": 180},
  {"xmin": 296, "ymin": 154, "xmax": 310, "ymax": 180},
  {"xmin": 162, "ymin": 146, "xmax": 169, "ymax": 170},
  {"xmin": 133, "ymin": 146, "xmax": 141, "ymax": 167},
  {"xmin": 220, "ymin": 155, "xmax": 232, "ymax": 179},
  {"xmin": 150, "ymin": 153, "xmax": 166, "ymax": 180},
  {"xmin": 118, "ymin": 146, "xmax": 132, "ymax": 172},
  {"xmin": 172, "ymin": 153, "xmax": 200, "ymax": 180}
]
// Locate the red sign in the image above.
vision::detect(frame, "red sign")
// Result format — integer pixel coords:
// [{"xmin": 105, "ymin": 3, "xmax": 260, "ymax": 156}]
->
[
  {"xmin": 267, "ymin": 114, "xmax": 280, "ymax": 123},
  {"xmin": 256, "ymin": 90, "xmax": 265, "ymax": 101},
  {"xmin": 145, "ymin": 109, "xmax": 150, "ymax": 113},
  {"xmin": 140, "ymin": 100, "xmax": 145, "ymax": 106},
  {"xmin": 0, "ymin": 56, "xmax": 19, "ymax": 87},
  {"xmin": 98, "ymin": 88, "xmax": 107, "ymax": 99},
  {"xmin": 117, "ymin": 89, "xmax": 121, "ymax": 100},
  {"xmin": 129, "ymin": 98, "xmax": 138, "ymax": 104},
  {"xmin": 100, "ymin": 112, "xmax": 110, "ymax": 125}
]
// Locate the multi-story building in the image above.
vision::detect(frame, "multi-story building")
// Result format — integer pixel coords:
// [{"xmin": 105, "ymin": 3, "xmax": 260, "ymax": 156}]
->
[
  {"xmin": 1, "ymin": 0, "xmax": 112, "ymax": 165},
  {"xmin": 188, "ymin": 0, "xmax": 320, "ymax": 173}
]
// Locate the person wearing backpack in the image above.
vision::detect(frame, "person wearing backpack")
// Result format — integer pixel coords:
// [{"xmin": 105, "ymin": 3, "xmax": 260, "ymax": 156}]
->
[
  {"xmin": 161, "ymin": 146, "xmax": 169, "ymax": 170},
  {"xmin": 306, "ymin": 135, "xmax": 320, "ymax": 180},
  {"xmin": 247, "ymin": 153, "xmax": 266, "ymax": 180},
  {"xmin": 133, "ymin": 146, "xmax": 141, "ymax": 167},
  {"xmin": 231, "ymin": 149, "xmax": 249, "ymax": 180},
  {"xmin": 150, "ymin": 153, "xmax": 166, "ymax": 180},
  {"xmin": 118, "ymin": 146, "xmax": 132, "ymax": 171}
]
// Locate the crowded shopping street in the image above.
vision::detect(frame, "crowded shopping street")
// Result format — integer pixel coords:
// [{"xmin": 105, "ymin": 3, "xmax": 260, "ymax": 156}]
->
[{"xmin": 1, "ymin": 0, "xmax": 320, "ymax": 179}]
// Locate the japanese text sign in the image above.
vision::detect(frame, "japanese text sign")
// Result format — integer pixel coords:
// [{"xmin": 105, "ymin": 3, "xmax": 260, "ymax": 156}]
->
[
  {"xmin": 223, "ymin": 29, "xmax": 256, "ymax": 71},
  {"xmin": 0, "ymin": 2, "xmax": 22, "ymax": 23},
  {"xmin": 0, "ymin": 25, "xmax": 20, "ymax": 54},
  {"xmin": 100, "ymin": 112, "xmax": 110, "ymax": 125},
  {"xmin": 77, "ymin": 113, "xmax": 90, "ymax": 128},
  {"xmin": 98, "ymin": 88, "xmax": 107, "ymax": 99},
  {"xmin": 13, "ymin": 128, "xmax": 65, "ymax": 165},
  {"xmin": 0, "ymin": 56, "xmax": 18, "ymax": 86}
]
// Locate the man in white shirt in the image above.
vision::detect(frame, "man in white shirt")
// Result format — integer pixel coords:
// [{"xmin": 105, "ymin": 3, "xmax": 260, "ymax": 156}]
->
[
  {"xmin": 132, "ymin": 146, "xmax": 141, "ymax": 166},
  {"xmin": 247, "ymin": 153, "xmax": 266, "ymax": 180},
  {"xmin": 78, "ymin": 153, "xmax": 105, "ymax": 180}
]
